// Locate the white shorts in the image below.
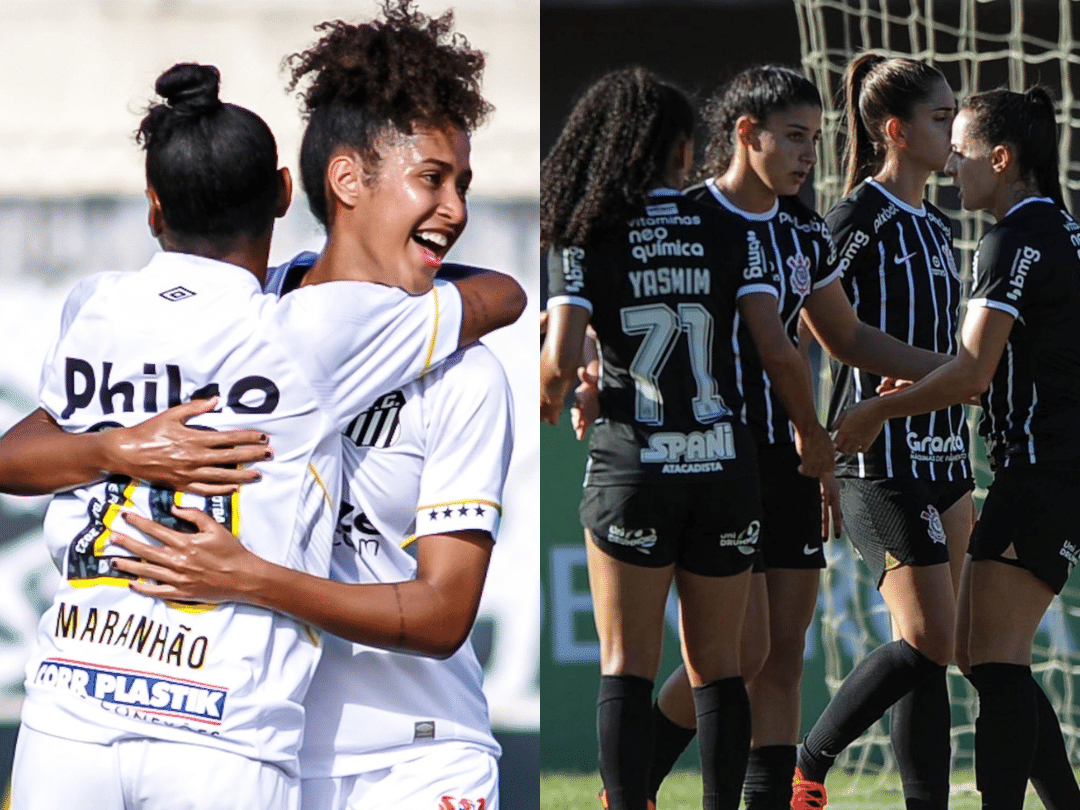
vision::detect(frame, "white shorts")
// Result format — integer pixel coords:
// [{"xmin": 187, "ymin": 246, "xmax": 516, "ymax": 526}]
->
[
  {"xmin": 301, "ymin": 743, "xmax": 499, "ymax": 810},
  {"xmin": 10, "ymin": 726, "xmax": 299, "ymax": 810}
]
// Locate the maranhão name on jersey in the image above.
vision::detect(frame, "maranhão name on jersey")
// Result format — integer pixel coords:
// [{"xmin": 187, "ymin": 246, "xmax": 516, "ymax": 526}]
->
[
  {"xmin": 61, "ymin": 358, "xmax": 280, "ymax": 420},
  {"xmin": 628, "ymin": 225, "xmax": 705, "ymax": 264},
  {"xmin": 641, "ymin": 422, "xmax": 737, "ymax": 474},
  {"xmin": 906, "ymin": 431, "xmax": 967, "ymax": 463},
  {"xmin": 54, "ymin": 602, "xmax": 212, "ymax": 671},
  {"xmin": 33, "ymin": 658, "xmax": 228, "ymax": 730}
]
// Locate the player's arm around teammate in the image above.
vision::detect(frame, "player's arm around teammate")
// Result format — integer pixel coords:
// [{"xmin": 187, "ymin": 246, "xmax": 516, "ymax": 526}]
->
[
  {"xmin": 791, "ymin": 55, "xmax": 973, "ymax": 810},
  {"xmin": 832, "ymin": 87, "xmax": 1080, "ymax": 810}
]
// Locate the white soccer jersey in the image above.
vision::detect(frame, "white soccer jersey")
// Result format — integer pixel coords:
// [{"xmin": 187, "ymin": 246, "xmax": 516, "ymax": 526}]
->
[
  {"xmin": 297, "ymin": 343, "xmax": 513, "ymax": 779},
  {"xmin": 22, "ymin": 251, "xmax": 463, "ymax": 775}
]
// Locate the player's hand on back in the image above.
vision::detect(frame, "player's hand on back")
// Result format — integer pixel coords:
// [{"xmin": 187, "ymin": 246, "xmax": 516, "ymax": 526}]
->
[
  {"xmin": 108, "ymin": 506, "xmax": 264, "ymax": 604},
  {"xmin": 108, "ymin": 397, "xmax": 272, "ymax": 496}
]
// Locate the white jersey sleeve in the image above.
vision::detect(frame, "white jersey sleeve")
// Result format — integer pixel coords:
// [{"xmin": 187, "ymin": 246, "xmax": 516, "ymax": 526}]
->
[
  {"xmin": 38, "ymin": 273, "xmax": 124, "ymax": 410},
  {"xmin": 413, "ymin": 345, "xmax": 514, "ymax": 540},
  {"xmin": 271, "ymin": 278, "xmax": 463, "ymax": 432}
]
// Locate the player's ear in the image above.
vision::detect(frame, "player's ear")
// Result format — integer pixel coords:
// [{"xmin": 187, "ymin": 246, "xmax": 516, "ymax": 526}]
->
[
  {"xmin": 885, "ymin": 116, "xmax": 906, "ymax": 148},
  {"xmin": 990, "ymin": 143, "xmax": 1012, "ymax": 175},
  {"xmin": 146, "ymin": 186, "xmax": 165, "ymax": 238},
  {"xmin": 735, "ymin": 115, "xmax": 760, "ymax": 149},
  {"xmin": 276, "ymin": 167, "xmax": 292, "ymax": 219},
  {"xmin": 326, "ymin": 151, "xmax": 361, "ymax": 211}
]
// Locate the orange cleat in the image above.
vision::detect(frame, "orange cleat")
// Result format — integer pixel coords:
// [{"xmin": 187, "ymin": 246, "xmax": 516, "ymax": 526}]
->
[
  {"xmin": 598, "ymin": 789, "xmax": 656, "ymax": 810},
  {"xmin": 791, "ymin": 767, "xmax": 828, "ymax": 809}
]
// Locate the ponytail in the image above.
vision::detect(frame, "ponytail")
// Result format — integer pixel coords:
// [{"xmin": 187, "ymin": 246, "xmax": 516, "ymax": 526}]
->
[
  {"xmin": 962, "ymin": 85, "xmax": 1064, "ymax": 209},
  {"xmin": 843, "ymin": 53, "xmax": 887, "ymax": 194},
  {"xmin": 842, "ymin": 54, "xmax": 947, "ymax": 195}
]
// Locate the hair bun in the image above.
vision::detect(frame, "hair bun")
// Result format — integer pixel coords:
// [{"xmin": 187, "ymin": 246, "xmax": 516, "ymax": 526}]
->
[{"xmin": 156, "ymin": 63, "xmax": 222, "ymax": 114}]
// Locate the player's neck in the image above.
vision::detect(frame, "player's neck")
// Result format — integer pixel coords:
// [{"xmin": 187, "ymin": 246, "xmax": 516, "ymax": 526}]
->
[
  {"xmin": 159, "ymin": 234, "xmax": 270, "ymax": 287},
  {"xmin": 873, "ymin": 158, "xmax": 930, "ymax": 209},
  {"xmin": 716, "ymin": 162, "xmax": 778, "ymax": 215}
]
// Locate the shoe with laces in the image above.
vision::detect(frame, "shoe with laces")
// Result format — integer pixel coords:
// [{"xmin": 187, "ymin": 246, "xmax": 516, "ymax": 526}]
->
[
  {"xmin": 791, "ymin": 767, "xmax": 828, "ymax": 809},
  {"xmin": 598, "ymin": 789, "xmax": 656, "ymax": 810}
]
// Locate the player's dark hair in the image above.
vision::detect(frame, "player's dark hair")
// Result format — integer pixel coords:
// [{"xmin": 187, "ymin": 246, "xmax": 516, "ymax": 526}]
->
[
  {"xmin": 286, "ymin": 0, "xmax": 492, "ymax": 228},
  {"xmin": 961, "ymin": 85, "xmax": 1065, "ymax": 209},
  {"xmin": 698, "ymin": 64, "xmax": 821, "ymax": 179},
  {"xmin": 843, "ymin": 53, "xmax": 948, "ymax": 194},
  {"xmin": 541, "ymin": 67, "xmax": 694, "ymax": 252},
  {"xmin": 136, "ymin": 63, "xmax": 281, "ymax": 251}
]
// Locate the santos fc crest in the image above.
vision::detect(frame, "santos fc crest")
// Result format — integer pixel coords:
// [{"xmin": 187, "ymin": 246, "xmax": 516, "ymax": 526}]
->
[{"xmin": 344, "ymin": 391, "xmax": 405, "ymax": 448}]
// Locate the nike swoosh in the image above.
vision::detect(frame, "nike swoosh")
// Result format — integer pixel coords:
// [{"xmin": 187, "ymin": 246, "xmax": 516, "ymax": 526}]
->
[
  {"xmin": 894, "ymin": 252, "xmax": 917, "ymax": 264},
  {"xmin": 803, "ymin": 544, "xmax": 818, "ymax": 555}
]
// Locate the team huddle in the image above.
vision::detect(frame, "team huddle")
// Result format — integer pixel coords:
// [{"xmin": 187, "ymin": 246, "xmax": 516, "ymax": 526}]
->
[
  {"xmin": 0, "ymin": 2, "xmax": 524, "ymax": 810},
  {"xmin": 540, "ymin": 55, "xmax": 1080, "ymax": 810}
]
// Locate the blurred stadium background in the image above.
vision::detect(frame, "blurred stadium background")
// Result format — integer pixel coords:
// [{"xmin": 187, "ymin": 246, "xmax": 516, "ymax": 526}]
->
[
  {"xmin": 542, "ymin": 0, "xmax": 1080, "ymax": 805},
  {"xmin": 0, "ymin": 1, "xmax": 538, "ymax": 807}
]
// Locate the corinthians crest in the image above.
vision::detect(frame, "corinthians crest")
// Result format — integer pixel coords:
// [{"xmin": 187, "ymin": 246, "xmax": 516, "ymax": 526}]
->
[
  {"xmin": 786, "ymin": 253, "xmax": 813, "ymax": 296},
  {"xmin": 921, "ymin": 504, "xmax": 947, "ymax": 545}
]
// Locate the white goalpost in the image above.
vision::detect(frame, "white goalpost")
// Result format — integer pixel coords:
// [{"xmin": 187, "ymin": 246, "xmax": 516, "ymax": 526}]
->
[{"xmin": 792, "ymin": 0, "xmax": 1080, "ymax": 796}]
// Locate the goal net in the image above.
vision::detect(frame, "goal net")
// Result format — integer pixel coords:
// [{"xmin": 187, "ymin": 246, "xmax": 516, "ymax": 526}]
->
[{"xmin": 792, "ymin": 0, "xmax": 1080, "ymax": 794}]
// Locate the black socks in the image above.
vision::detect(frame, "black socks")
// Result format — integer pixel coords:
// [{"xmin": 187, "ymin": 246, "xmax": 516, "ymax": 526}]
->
[
  {"xmin": 743, "ymin": 744, "xmax": 797, "ymax": 810},
  {"xmin": 694, "ymin": 676, "xmax": 751, "ymax": 810},
  {"xmin": 799, "ymin": 639, "xmax": 945, "ymax": 783},
  {"xmin": 647, "ymin": 701, "xmax": 696, "ymax": 800},
  {"xmin": 597, "ymin": 674, "xmax": 654, "ymax": 810},
  {"xmin": 890, "ymin": 667, "xmax": 951, "ymax": 809},
  {"xmin": 967, "ymin": 662, "xmax": 1037, "ymax": 810}
]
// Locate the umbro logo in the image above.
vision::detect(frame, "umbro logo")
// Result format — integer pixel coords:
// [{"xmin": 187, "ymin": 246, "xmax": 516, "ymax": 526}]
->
[{"xmin": 159, "ymin": 286, "xmax": 196, "ymax": 301}]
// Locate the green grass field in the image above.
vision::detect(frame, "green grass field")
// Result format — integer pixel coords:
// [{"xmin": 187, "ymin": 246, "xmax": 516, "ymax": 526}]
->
[{"xmin": 540, "ymin": 769, "xmax": 1055, "ymax": 809}]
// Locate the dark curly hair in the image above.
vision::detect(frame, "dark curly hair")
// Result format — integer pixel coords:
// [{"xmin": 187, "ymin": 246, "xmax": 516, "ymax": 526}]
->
[
  {"xmin": 286, "ymin": 0, "xmax": 492, "ymax": 228},
  {"xmin": 137, "ymin": 62, "xmax": 281, "ymax": 251},
  {"xmin": 698, "ymin": 64, "xmax": 821, "ymax": 180},
  {"xmin": 540, "ymin": 67, "xmax": 694, "ymax": 252}
]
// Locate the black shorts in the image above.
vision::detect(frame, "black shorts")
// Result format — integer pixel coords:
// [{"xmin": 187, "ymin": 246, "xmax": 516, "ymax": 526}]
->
[
  {"xmin": 755, "ymin": 442, "xmax": 825, "ymax": 571},
  {"xmin": 580, "ymin": 476, "xmax": 762, "ymax": 577},
  {"xmin": 970, "ymin": 466, "xmax": 1080, "ymax": 595},
  {"xmin": 838, "ymin": 476, "xmax": 974, "ymax": 587}
]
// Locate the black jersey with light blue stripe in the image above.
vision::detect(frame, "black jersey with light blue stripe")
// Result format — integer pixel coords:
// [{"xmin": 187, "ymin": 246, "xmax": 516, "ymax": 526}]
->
[
  {"xmin": 968, "ymin": 197, "xmax": 1080, "ymax": 470},
  {"xmin": 683, "ymin": 179, "xmax": 840, "ymax": 446},
  {"xmin": 547, "ymin": 189, "xmax": 757, "ymax": 484},
  {"xmin": 826, "ymin": 180, "xmax": 970, "ymax": 482}
]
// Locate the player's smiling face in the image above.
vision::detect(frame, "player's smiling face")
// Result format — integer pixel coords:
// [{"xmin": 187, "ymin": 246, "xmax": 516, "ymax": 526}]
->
[
  {"xmin": 750, "ymin": 103, "xmax": 821, "ymax": 197},
  {"xmin": 945, "ymin": 110, "xmax": 997, "ymax": 212},
  {"xmin": 899, "ymin": 78, "xmax": 956, "ymax": 172},
  {"xmin": 354, "ymin": 123, "xmax": 471, "ymax": 294}
]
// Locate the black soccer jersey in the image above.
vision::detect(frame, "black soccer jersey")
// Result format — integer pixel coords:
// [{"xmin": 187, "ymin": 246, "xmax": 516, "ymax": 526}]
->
[
  {"xmin": 968, "ymin": 196, "xmax": 1080, "ymax": 470},
  {"xmin": 683, "ymin": 178, "xmax": 840, "ymax": 446},
  {"xmin": 547, "ymin": 188, "xmax": 757, "ymax": 485},
  {"xmin": 826, "ymin": 179, "xmax": 970, "ymax": 482}
]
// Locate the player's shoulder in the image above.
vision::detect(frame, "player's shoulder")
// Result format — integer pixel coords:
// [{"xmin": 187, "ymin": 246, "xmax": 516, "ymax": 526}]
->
[
  {"xmin": 923, "ymin": 200, "xmax": 953, "ymax": 235},
  {"xmin": 430, "ymin": 342, "xmax": 510, "ymax": 391},
  {"xmin": 266, "ymin": 251, "xmax": 318, "ymax": 297},
  {"xmin": 58, "ymin": 271, "xmax": 128, "ymax": 323},
  {"xmin": 825, "ymin": 185, "xmax": 876, "ymax": 233},
  {"xmin": 777, "ymin": 194, "xmax": 831, "ymax": 242}
]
